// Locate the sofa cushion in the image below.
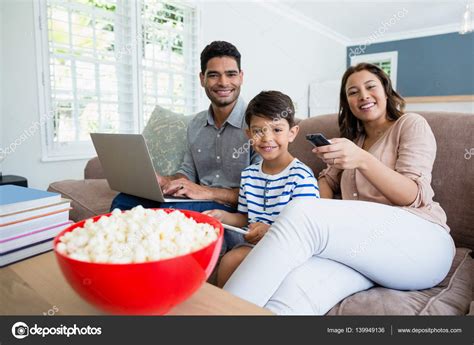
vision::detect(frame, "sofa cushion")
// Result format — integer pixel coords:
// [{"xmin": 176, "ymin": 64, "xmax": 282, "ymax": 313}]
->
[
  {"xmin": 85, "ymin": 106, "xmax": 192, "ymax": 179},
  {"xmin": 419, "ymin": 112, "xmax": 474, "ymax": 251},
  {"xmin": 142, "ymin": 105, "xmax": 192, "ymax": 176},
  {"xmin": 326, "ymin": 248, "xmax": 473, "ymax": 315},
  {"xmin": 48, "ymin": 179, "xmax": 118, "ymax": 222},
  {"xmin": 84, "ymin": 157, "xmax": 105, "ymax": 179},
  {"xmin": 289, "ymin": 114, "xmax": 340, "ymax": 179},
  {"xmin": 291, "ymin": 112, "xmax": 474, "ymax": 250}
]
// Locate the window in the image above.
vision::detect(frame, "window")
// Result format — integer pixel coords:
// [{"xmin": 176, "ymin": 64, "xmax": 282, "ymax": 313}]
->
[
  {"xmin": 34, "ymin": 0, "xmax": 198, "ymax": 160},
  {"xmin": 350, "ymin": 51, "xmax": 398, "ymax": 89}
]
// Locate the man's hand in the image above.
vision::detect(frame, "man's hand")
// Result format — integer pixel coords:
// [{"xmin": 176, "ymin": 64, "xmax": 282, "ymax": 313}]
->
[
  {"xmin": 156, "ymin": 173, "xmax": 171, "ymax": 188},
  {"xmin": 157, "ymin": 173, "xmax": 238, "ymax": 206},
  {"xmin": 244, "ymin": 222, "xmax": 270, "ymax": 245},
  {"xmin": 163, "ymin": 178, "xmax": 213, "ymax": 200}
]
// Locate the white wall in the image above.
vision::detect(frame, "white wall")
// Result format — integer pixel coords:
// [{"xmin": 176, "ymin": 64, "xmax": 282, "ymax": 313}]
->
[
  {"xmin": 196, "ymin": 2, "xmax": 347, "ymax": 117},
  {"xmin": 1, "ymin": 0, "xmax": 87, "ymax": 189},
  {"xmin": 0, "ymin": 0, "xmax": 4, "ymax": 176},
  {"xmin": 0, "ymin": 0, "xmax": 346, "ymax": 190},
  {"xmin": 406, "ymin": 102, "xmax": 474, "ymax": 114}
]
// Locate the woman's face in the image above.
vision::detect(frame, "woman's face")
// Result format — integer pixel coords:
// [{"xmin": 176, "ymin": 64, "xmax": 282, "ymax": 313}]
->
[{"xmin": 345, "ymin": 70, "xmax": 388, "ymax": 124}]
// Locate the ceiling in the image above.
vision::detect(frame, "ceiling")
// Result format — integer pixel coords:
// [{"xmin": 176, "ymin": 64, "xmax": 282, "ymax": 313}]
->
[{"xmin": 264, "ymin": 1, "xmax": 471, "ymax": 44}]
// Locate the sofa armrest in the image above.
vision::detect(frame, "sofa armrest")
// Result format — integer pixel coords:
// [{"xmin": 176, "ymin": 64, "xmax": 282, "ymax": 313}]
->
[{"xmin": 84, "ymin": 157, "xmax": 105, "ymax": 179}]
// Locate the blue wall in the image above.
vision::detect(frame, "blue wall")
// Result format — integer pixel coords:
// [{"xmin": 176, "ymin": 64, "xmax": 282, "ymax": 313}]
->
[{"xmin": 346, "ymin": 32, "xmax": 474, "ymax": 97}]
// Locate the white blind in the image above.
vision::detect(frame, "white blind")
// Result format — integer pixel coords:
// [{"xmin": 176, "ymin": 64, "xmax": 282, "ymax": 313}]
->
[
  {"xmin": 38, "ymin": 0, "xmax": 198, "ymax": 160},
  {"xmin": 140, "ymin": 1, "xmax": 198, "ymax": 124}
]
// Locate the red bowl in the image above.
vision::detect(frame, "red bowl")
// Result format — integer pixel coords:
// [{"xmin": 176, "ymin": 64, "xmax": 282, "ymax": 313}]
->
[{"xmin": 54, "ymin": 208, "xmax": 223, "ymax": 315}]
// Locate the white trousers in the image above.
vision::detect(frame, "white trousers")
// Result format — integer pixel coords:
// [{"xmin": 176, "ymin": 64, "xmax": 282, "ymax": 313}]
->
[{"xmin": 223, "ymin": 199, "xmax": 455, "ymax": 315}]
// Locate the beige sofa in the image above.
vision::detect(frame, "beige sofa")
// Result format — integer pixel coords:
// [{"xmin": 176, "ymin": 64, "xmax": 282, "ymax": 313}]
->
[{"xmin": 49, "ymin": 111, "xmax": 473, "ymax": 315}]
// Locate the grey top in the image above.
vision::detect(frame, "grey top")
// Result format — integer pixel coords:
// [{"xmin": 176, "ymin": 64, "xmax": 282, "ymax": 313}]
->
[{"xmin": 177, "ymin": 97, "xmax": 260, "ymax": 189}]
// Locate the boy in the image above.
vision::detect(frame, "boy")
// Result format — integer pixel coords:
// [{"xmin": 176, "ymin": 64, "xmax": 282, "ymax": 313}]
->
[{"xmin": 204, "ymin": 91, "xmax": 320, "ymax": 287}]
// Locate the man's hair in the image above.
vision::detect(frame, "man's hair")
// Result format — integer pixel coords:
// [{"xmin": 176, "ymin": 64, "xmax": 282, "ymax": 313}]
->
[
  {"xmin": 245, "ymin": 91, "xmax": 295, "ymax": 127},
  {"xmin": 200, "ymin": 41, "xmax": 241, "ymax": 73}
]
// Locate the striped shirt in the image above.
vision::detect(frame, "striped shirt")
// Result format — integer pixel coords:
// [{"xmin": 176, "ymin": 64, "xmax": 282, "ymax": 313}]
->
[{"xmin": 238, "ymin": 158, "xmax": 320, "ymax": 225}]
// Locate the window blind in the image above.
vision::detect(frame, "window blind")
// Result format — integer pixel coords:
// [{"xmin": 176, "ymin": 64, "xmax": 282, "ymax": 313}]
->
[{"xmin": 37, "ymin": 0, "xmax": 198, "ymax": 160}]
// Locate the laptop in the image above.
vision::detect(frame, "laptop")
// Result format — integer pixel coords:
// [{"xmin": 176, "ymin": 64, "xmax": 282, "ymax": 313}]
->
[{"xmin": 90, "ymin": 133, "xmax": 208, "ymax": 203}]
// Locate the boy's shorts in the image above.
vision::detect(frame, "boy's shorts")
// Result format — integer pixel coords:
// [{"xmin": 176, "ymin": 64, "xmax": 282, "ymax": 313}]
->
[
  {"xmin": 221, "ymin": 230, "xmax": 255, "ymax": 255},
  {"xmin": 220, "ymin": 230, "xmax": 254, "ymax": 256}
]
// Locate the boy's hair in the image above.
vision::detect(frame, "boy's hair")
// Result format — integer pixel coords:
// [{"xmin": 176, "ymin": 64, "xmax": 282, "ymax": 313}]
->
[
  {"xmin": 200, "ymin": 41, "xmax": 241, "ymax": 74},
  {"xmin": 245, "ymin": 91, "xmax": 295, "ymax": 127}
]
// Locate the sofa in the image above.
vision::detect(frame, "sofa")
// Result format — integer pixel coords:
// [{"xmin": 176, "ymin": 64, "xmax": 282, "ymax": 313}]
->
[{"xmin": 48, "ymin": 110, "xmax": 474, "ymax": 315}]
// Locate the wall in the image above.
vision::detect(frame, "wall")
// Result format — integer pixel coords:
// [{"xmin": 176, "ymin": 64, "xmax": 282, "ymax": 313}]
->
[
  {"xmin": 405, "ymin": 101, "xmax": 473, "ymax": 113},
  {"xmin": 1, "ymin": 0, "xmax": 87, "ymax": 189},
  {"xmin": 346, "ymin": 32, "xmax": 474, "ymax": 114},
  {"xmin": 0, "ymin": 1, "xmax": 346, "ymax": 190},
  {"xmin": 197, "ymin": 2, "xmax": 346, "ymax": 116},
  {"xmin": 0, "ymin": 0, "xmax": 4, "ymax": 176},
  {"xmin": 347, "ymin": 32, "xmax": 474, "ymax": 96}
]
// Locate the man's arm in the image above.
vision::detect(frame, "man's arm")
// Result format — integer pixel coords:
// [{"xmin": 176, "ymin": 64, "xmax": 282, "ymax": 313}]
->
[
  {"xmin": 175, "ymin": 129, "xmax": 198, "ymax": 182},
  {"xmin": 208, "ymin": 187, "xmax": 239, "ymax": 206},
  {"xmin": 170, "ymin": 181, "xmax": 239, "ymax": 207}
]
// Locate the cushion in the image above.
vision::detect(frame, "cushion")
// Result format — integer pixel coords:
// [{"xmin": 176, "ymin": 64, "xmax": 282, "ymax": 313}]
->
[
  {"xmin": 48, "ymin": 179, "xmax": 118, "ymax": 222},
  {"xmin": 420, "ymin": 112, "xmax": 474, "ymax": 251},
  {"xmin": 84, "ymin": 157, "xmax": 105, "ymax": 179},
  {"xmin": 141, "ymin": 105, "xmax": 192, "ymax": 176},
  {"xmin": 290, "ymin": 112, "xmax": 474, "ymax": 251},
  {"xmin": 327, "ymin": 248, "xmax": 473, "ymax": 315}
]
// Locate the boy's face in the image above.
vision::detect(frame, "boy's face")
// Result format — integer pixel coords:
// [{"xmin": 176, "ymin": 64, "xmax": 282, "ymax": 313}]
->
[{"xmin": 246, "ymin": 115, "xmax": 299, "ymax": 163}]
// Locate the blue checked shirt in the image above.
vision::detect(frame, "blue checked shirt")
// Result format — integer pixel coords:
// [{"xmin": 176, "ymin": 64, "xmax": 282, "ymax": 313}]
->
[{"xmin": 177, "ymin": 97, "xmax": 260, "ymax": 188}]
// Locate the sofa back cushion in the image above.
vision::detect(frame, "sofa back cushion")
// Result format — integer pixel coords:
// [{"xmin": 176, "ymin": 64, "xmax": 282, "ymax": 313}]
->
[
  {"xmin": 289, "ymin": 111, "xmax": 474, "ymax": 250},
  {"xmin": 142, "ymin": 105, "xmax": 192, "ymax": 176}
]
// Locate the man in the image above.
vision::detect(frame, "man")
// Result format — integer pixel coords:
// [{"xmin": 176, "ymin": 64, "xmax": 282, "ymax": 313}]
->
[{"xmin": 110, "ymin": 41, "xmax": 259, "ymax": 227}]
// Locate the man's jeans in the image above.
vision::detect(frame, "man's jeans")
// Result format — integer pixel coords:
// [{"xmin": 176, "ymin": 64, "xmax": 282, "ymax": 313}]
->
[{"xmin": 110, "ymin": 192, "xmax": 245, "ymax": 253}]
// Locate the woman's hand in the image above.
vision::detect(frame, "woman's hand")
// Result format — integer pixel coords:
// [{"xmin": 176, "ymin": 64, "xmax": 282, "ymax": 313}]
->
[
  {"xmin": 312, "ymin": 138, "xmax": 370, "ymax": 170},
  {"xmin": 244, "ymin": 222, "xmax": 270, "ymax": 245}
]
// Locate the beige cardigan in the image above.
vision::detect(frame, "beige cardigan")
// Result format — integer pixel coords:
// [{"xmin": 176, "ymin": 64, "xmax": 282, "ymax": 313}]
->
[{"xmin": 319, "ymin": 113, "xmax": 449, "ymax": 231}]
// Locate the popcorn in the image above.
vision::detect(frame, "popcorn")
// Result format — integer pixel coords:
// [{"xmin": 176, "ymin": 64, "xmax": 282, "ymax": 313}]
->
[{"xmin": 57, "ymin": 206, "xmax": 218, "ymax": 263}]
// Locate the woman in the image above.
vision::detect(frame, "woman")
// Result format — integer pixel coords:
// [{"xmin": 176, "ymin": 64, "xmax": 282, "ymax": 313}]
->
[{"xmin": 223, "ymin": 63, "xmax": 455, "ymax": 315}]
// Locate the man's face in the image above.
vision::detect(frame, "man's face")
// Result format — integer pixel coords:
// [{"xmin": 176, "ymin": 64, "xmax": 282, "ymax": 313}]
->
[{"xmin": 200, "ymin": 56, "xmax": 243, "ymax": 108}]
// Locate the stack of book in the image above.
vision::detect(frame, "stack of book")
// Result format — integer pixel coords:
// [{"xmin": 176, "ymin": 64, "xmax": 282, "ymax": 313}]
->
[{"xmin": 0, "ymin": 185, "xmax": 73, "ymax": 267}]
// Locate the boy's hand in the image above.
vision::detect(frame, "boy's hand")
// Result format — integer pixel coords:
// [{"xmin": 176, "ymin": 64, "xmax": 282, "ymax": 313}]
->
[
  {"xmin": 244, "ymin": 222, "xmax": 270, "ymax": 244},
  {"xmin": 202, "ymin": 209, "xmax": 228, "ymax": 222}
]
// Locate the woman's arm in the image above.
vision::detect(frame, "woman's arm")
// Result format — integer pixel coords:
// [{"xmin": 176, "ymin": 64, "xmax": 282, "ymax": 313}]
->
[
  {"xmin": 314, "ymin": 138, "xmax": 418, "ymax": 206},
  {"xmin": 358, "ymin": 152, "xmax": 418, "ymax": 206},
  {"xmin": 317, "ymin": 177, "xmax": 334, "ymax": 199}
]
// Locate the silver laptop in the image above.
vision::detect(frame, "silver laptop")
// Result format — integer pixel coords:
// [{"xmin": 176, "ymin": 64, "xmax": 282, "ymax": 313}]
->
[{"xmin": 90, "ymin": 133, "xmax": 208, "ymax": 203}]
